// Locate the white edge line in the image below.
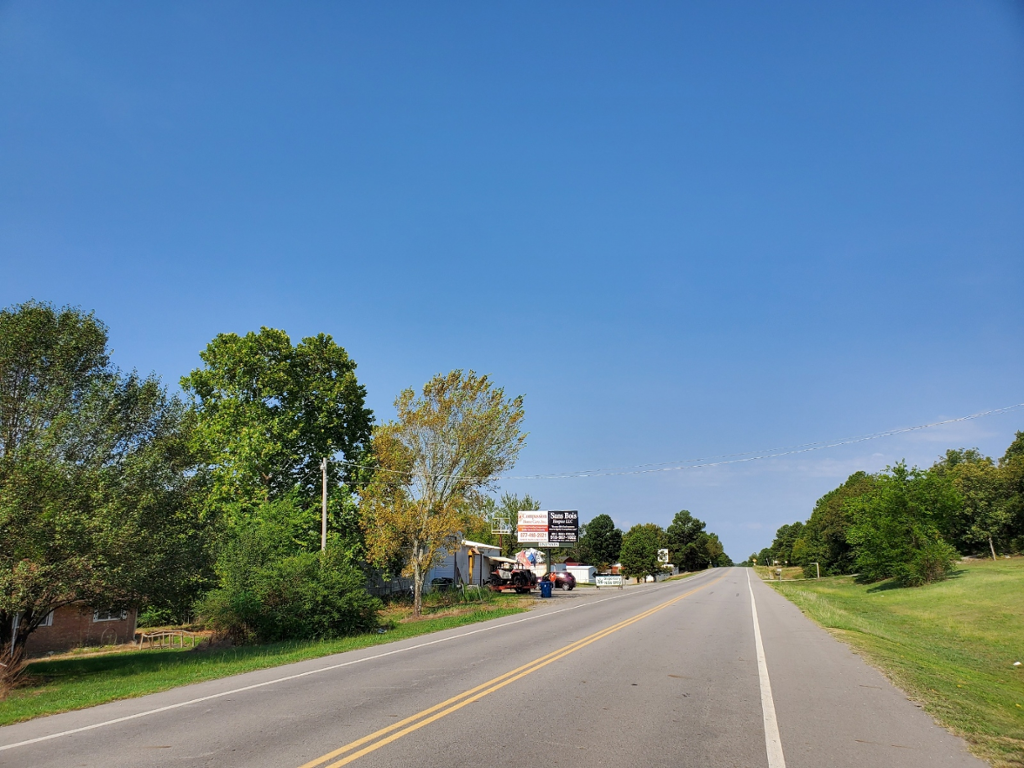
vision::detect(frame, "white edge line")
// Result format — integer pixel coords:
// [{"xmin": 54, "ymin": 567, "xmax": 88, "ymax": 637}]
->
[
  {"xmin": 748, "ymin": 570, "xmax": 787, "ymax": 768},
  {"xmin": 0, "ymin": 574, "xmax": 712, "ymax": 752}
]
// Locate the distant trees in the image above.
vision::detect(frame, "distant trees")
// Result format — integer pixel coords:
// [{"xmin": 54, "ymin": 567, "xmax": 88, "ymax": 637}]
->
[
  {"xmin": 757, "ymin": 431, "xmax": 1024, "ymax": 586},
  {"xmin": 663, "ymin": 510, "xmax": 730, "ymax": 570},
  {"xmin": 360, "ymin": 371, "xmax": 526, "ymax": 616},
  {"xmin": 665, "ymin": 510, "xmax": 705, "ymax": 571},
  {"xmin": 619, "ymin": 523, "xmax": 667, "ymax": 582}
]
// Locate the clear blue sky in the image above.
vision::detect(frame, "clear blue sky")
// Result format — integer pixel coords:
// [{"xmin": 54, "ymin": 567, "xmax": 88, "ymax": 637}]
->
[{"xmin": 3, "ymin": 1, "xmax": 1022, "ymax": 559}]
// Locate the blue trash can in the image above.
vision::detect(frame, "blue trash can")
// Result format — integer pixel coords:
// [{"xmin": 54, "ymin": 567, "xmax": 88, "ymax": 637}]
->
[{"xmin": 539, "ymin": 580, "xmax": 553, "ymax": 598}]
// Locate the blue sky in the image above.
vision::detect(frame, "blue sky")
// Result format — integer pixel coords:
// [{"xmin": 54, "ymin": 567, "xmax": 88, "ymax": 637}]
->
[{"xmin": 2, "ymin": 1, "xmax": 1022, "ymax": 559}]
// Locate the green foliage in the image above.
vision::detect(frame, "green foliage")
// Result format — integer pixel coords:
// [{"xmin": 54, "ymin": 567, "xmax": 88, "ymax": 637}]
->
[
  {"xmin": 1, "ymin": 604, "xmax": 527, "ymax": 726},
  {"xmin": 0, "ymin": 301, "xmax": 210, "ymax": 665},
  {"xmin": 577, "ymin": 513, "xmax": 622, "ymax": 569},
  {"xmin": 665, "ymin": 510, "xmax": 708, "ymax": 571},
  {"xmin": 933, "ymin": 449, "xmax": 1014, "ymax": 557},
  {"xmin": 495, "ymin": 492, "xmax": 542, "ymax": 559},
  {"xmin": 774, "ymin": 559, "xmax": 1024, "ymax": 766},
  {"xmin": 795, "ymin": 471, "xmax": 875, "ymax": 576},
  {"xmin": 619, "ymin": 523, "xmax": 666, "ymax": 581},
  {"xmin": 198, "ymin": 517, "xmax": 380, "ymax": 644},
  {"xmin": 360, "ymin": 371, "xmax": 526, "ymax": 616},
  {"xmin": 768, "ymin": 522, "xmax": 804, "ymax": 565},
  {"xmin": 181, "ymin": 327, "xmax": 373, "ymax": 517},
  {"xmin": 846, "ymin": 462, "xmax": 960, "ymax": 585},
  {"xmin": 704, "ymin": 532, "xmax": 725, "ymax": 566}
]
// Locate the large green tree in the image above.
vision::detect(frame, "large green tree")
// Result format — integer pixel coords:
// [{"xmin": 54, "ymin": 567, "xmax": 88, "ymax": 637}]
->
[
  {"xmin": 846, "ymin": 462, "xmax": 960, "ymax": 585},
  {"xmin": 181, "ymin": 327, "xmax": 373, "ymax": 528},
  {"xmin": 577, "ymin": 513, "xmax": 622, "ymax": 569},
  {"xmin": 933, "ymin": 449, "xmax": 1013, "ymax": 559},
  {"xmin": 794, "ymin": 471, "xmax": 875, "ymax": 576},
  {"xmin": 664, "ymin": 510, "xmax": 707, "ymax": 571},
  {"xmin": 360, "ymin": 371, "xmax": 526, "ymax": 615},
  {"xmin": 619, "ymin": 523, "xmax": 666, "ymax": 582},
  {"xmin": 1002, "ymin": 432, "xmax": 1024, "ymax": 552},
  {"xmin": 0, "ymin": 302, "xmax": 206, "ymax": 673}
]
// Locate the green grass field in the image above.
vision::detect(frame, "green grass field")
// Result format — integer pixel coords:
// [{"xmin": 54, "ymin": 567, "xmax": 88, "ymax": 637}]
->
[
  {"xmin": 0, "ymin": 603, "xmax": 526, "ymax": 727},
  {"xmin": 773, "ymin": 558, "xmax": 1024, "ymax": 767}
]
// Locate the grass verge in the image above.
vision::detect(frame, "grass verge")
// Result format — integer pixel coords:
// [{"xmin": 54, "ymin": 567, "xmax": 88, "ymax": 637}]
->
[
  {"xmin": 772, "ymin": 558, "xmax": 1024, "ymax": 767},
  {"xmin": 0, "ymin": 602, "xmax": 527, "ymax": 728}
]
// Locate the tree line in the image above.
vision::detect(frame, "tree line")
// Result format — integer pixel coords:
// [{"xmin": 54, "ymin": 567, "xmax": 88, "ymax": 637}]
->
[
  {"xmin": 749, "ymin": 436, "xmax": 1024, "ymax": 585},
  {"xmin": 0, "ymin": 300, "xmax": 731, "ymax": 680}
]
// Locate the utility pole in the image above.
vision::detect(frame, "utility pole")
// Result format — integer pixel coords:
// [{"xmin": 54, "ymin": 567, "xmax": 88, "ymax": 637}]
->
[{"xmin": 321, "ymin": 457, "xmax": 328, "ymax": 552}]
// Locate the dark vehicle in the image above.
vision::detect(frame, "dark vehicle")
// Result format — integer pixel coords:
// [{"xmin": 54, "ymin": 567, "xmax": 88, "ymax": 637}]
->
[
  {"xmin": 488, "ymin": 558, "xmax": 538, "ymax": 593},
  {"xmin": 546, "ymin": 571, "xmax": 576, "ymax": 590}
]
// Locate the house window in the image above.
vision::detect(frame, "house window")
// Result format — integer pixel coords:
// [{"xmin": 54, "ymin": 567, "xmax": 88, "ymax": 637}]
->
[
  {"xmin": 38, "ymin": 610, "xmax": 54, "ymax": 627},
  {"xmin": 93, "ymin": 609, "xmax": 127, "ymax": 622}
]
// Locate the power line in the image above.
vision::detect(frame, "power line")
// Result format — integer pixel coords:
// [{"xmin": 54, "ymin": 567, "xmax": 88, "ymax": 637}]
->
[{"xmin": 341, "ymin": 401, "xmax": 1024, "ymax": 482}]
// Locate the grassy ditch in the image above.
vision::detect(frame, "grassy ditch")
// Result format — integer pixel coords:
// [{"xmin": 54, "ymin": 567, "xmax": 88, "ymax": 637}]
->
[
  {"xmin": 772, "ymin": 558, "xmax": 1024, "ymax": 767},
  {"xmin": 0, "ymin": 598, "xmax": 528, "ymax": 727}
]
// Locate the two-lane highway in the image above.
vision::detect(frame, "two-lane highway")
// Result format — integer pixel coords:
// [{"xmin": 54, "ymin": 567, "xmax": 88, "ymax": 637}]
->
[{"xmin": 0, "ymin": 569, "xmax": 985, "ymax": 768}]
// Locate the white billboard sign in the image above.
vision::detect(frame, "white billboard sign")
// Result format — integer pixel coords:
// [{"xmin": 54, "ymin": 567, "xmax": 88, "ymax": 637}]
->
[
  {"xmin": 595, "ymin": 575, "xmax": 623, "ymax": 588},
  {"xmin": 517, "ymin": 511, "xmax": 548, "ymax": 543},
  {"xmin": 517, "ymin": 510, "xmax": 579, "ymax": 544}
]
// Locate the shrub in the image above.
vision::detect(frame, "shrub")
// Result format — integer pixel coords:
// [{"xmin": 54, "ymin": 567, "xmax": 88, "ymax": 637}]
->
[
  {"xmin": 905, "ymin": 540, "xmax": 959, "ymax": 586},
  {"xmin": 198, "ymin": 541, "xmax": 381, "ymax": 644}
]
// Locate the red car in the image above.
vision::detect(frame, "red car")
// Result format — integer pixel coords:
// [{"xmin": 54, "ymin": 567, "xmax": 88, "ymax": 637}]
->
[{"xmin": 545, "ymin": 571, "xmax": 576, "ymax": 590}]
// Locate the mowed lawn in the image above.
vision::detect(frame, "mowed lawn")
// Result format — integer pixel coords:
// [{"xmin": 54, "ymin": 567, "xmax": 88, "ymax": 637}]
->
[
  {"xmin": 0, "ymin": 603, "xmax": 526, "ymax": 728},
  {"xmin": 773, "ymin": 558, "xmax": 1024, "ymax": 768}
]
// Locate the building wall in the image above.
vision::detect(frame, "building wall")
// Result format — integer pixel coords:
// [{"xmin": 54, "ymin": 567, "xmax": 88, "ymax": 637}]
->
[
  {"xmin": 24, "ymin": 606, "xmax": 138, "ymax": 657},
  {"xmin": 425, "ymin": 544, "xmax": 500, "ymax": 589},
  {"xmin": 566, "ymin": 565, "xmax": 597, "ymax": 584}
]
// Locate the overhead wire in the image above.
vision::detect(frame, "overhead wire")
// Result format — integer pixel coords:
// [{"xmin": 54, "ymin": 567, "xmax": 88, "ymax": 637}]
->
[{"xmin": 337, "ymin": 401, "xmax": 1024, "ymax": 482}]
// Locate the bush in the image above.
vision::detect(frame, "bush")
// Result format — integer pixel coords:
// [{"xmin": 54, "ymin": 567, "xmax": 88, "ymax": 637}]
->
[
  {"xmin": 847, "ymin": 462, "xmax": 961, "ymax": 585},
  {"xmin": 198, "ymin": 539, "xmax": 381, "ymax": 644},
  {"xmin": 905, "ymin": 540, "xmax": 959, "ymax": 586}
]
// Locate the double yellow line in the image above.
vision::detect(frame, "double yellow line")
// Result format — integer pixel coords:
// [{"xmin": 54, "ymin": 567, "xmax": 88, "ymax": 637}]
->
[{"xmin": 298, "ymin": 573, "xmax": 725, "ymax": 768}]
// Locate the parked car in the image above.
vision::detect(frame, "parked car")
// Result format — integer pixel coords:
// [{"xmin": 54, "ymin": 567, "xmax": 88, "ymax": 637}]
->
[{"xmin": 547, "ymin": 571, "xmax": 576, "ymax": 590}]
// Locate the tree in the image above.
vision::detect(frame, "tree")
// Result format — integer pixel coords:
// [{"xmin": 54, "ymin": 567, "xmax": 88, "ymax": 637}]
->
[
  {"xmin": 619, "ymin": 523, "xmax": 666, "ymax": 582},
  {"xmin": 795, "ymin": 472, "xmax": 875, "ymax": 576},
  {"xmin": 1001, "ymin": 433, "xmax": 1024, "ymax": 553},
  {"xmin": 846, "ymin": 462, "xmax": 960, "ymax": 585},
  {"xmin": 664, "ymin": 510, "xmax": 706, "ymax": 571},
  {"xmin": 577, "ymin": 513, "xmax": 622, "ymax": 569},
  {"xmin": 495, "ymin": 492, "xmax": 542, "ymax": 559},
  {"xmin": 0, "ymin": 302, "xmax": 207, "ymax": 675},
  {"xmin": 197, "ymin": 502, "xmax": 380, "ymax": 644},
  {"xmin": 933, "ymin": 449, "xmax": 1013, "ymax": 559},
  {"xmin": 704, "ymin": 532, "xmax": 725, "ymax": 566},
  {"xmin": 360, "ymin": 371, "xmax": 526, "ymax": 616},
  {"xmin": 181, "ymin": 328, "xmax": 374, "ymax": 519},
  {"xmin": 769, "ymin": 522, "xmax": 805, "ymax": 566}
]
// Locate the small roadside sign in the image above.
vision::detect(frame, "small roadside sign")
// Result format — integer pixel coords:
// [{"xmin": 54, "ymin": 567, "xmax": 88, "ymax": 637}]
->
[{"xmin": 595, "ymin": 575, "xmax": 623, "ymax": 589}]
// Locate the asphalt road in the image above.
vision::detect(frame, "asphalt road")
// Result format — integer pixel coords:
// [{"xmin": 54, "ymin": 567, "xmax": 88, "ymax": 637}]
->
[{"xmin": 0, "ymin": 568, "xmax": 986, "ymax": 768}]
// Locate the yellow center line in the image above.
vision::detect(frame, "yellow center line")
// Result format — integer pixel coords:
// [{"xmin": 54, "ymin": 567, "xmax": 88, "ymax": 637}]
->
[{"xmin": 299, "ymin": 574, "xmax": 726, "ymax": 768}]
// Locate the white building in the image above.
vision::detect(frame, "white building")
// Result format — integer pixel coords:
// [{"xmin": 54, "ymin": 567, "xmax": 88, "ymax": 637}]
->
[{"xmin": 424, "ymin": 540, "xmax": 501, "ymax": 589}]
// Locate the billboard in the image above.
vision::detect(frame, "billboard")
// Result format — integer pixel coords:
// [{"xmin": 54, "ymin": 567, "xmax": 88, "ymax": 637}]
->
[{"xmin": 517, "ymin": 510, "xmax": 579, "ymax": 544}]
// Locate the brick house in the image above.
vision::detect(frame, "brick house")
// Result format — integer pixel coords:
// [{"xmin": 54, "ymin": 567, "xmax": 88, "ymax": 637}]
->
[{"xmin": 24, "ymin": 605, "xmax": 138, "ymax": 657}]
